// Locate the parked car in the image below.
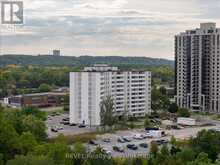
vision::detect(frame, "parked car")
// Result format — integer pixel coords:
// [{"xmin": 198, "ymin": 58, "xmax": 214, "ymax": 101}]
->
[
  {"xmin": 63, "ymin": 121, "xmax": 70, "ymax": 125},
  {"xmin": 144, "ymin": 133, "xmax": 153, "ymax": 138},
  {"xmin": 140, "ymin": 134, "xmax": 148, "ymax": 139},
  {"xmin": 139, "ymin": 143, "xmax": 148, "ymax": 148},
  {"xmin": 69, "ymin": 123, "xmax": 77, "ymax": 126},
  {"xmin": 160, "ymin": 139, "xmax": 169, "ymax": 144},
  {"xmin": 102, "ymin": 138, "xmax": 111, "ymax": 143},
  {"xmin": 102, "ymin": 148, "xmax": 111, "ymax": 155},
  {"xmin": 133, "ymin": 134, "xmax": 144, "ymax": 140},
  {"xmin": 122, "ymin": 136, "xmax": 132, "ymax": 142},
  {"xmin": 145, "ymin": 127, "xmax": 159, "ymax": 132},
  {"xmin": 57, "ymin": 126, "xmax": 63, "ymax": 130},
  {"xmin": 127, "ymin": 144, "xmax": 138, "ymax": 150},
  {"xmin": 153, "ymin": 139, "xmax": 169, "ymax": 145},
  {"xmin": 113, "ymin": 146, "xmax": 124, "ymax": 152},
  {"xmin": 171, "ymin": 125, "xmax": 181, "ymax": 130},
  {"xmin": 117, "ymin": 137, "xmax": 126, "ymax": 143},
  {"xmin": 62, "ymin": 118, "xmax": 69, "ymax": 121},
  {"xmin": 89, "ymin": 140, "xmax": 98, "ymax": 145},
  {"xmin": 51, "ymin": 127, "xmax": 58, "ymax": 132},
  {"xmin": 78, "ymin": 124, "xmax": 86, "ymax": 128}
]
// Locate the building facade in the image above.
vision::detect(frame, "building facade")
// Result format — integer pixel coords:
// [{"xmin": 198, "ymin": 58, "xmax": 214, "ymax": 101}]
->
[
  {"xmin": 53, "ymin": 50, "xmax": 61, "ymax": 56},
  {"xmin": 5, "ymin": 92, "xmax": 68, "ymax": 108},
  {"xmin": 175, "ymin": 23, "xmax": 220, "ymax": 113},
  {"xmin": 70, "ymin": 65, "xmax": 151, "ymax": 126}
]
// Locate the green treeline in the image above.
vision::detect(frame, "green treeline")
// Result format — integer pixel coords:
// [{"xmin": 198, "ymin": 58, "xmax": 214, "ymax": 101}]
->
[
  {"xmin": 0, "ymin": 55, "xmax": 174, "ymax": 68},
  {"xmin": 0, "ymin": 65, "xmax": 174, "ymax": 98},
  {"xmin": 1, "ymin": 105, "xmax": 220, "ymax": 165}
]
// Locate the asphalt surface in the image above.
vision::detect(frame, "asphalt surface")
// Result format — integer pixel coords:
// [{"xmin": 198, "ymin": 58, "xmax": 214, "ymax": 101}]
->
[
  {"xmin": 46, "ymin": 113, "xmax": 220, "ymax": 157},
  {"xmin": 87, "ymin": 125, "xmax": 217, "ymax": 157},
  {"xmin": 46, "ymin": 113, "xmax": 96, "ymax": 138}
]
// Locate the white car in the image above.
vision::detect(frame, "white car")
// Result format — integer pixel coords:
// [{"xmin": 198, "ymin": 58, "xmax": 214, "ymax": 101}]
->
[
  {"xmin": 102, "ymin": 148, "xmax": 111, "ymax": 155},
  {"xmin": 57, "ymin": 126, "xmax": 63, "ymax": 130},
  {"xmin": 133, "ymin": 134, "xmax": 144, "ymax": 140}
]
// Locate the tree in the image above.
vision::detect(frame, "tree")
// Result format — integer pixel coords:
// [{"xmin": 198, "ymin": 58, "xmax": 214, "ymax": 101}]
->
[
  {"xmin": 144, "ymin": 117, "xmax": 151, "ymax": 128},
  {"xmin": 38, "ymin": 83, "xmax": 52, "ymax": 92},
  {"xmin": 0, "ymin": 112, "xmax": 20, "ymax": 160},
  {"xmin": 47, "ymin": 142, "xmax": 70, "ymax": 165},
  {"xmin": 131, "ymin": 158, "xmax": 143, "ymax": 165},
  {"xmin": 0, "ymin": 154, "xmax": 4, "ymax": 165},
  {"xmin": 168, "ymin": 103, "xmax": 179, "ymax": 113},
  {"xmin": 151, "ymin": 86, "xmax": 171, "ymax": 112},
  {"xmin": 120, "ymin": 106, "xmax": 129, "ymax": 124},
  {"xmin": 72, "ymin": 142, "xmax": 87, "ymax": 165},
  {"xmin": 21, "ymin": 115, "xmax": 47, "ymax": 141},
  {"xmin": 63, "ymin": 95, "xmax": 69, "ymax": 112},
  {"xmin": 6, "ymin": 155, "xmax": 55, "ymax": 165},
  {"xmin": 178, "ymin": 108, "xmax": 190, "ymax": 117},
  {"xmin": 150, "ymin": 141, "xmax": 159, "ymax": 157},
  {"xmin": 151, "ymin": 87, "xmax": 162, "ymax": 111},
  {"xmin": 187, "ymin": 152, "xmax": 213, "ymax": 165},
  {"xmin": 190, "ymin": 130, "xmax": 220, "ymax": 161},
  {"xmin": 100, "ymin": 96, "xmax": 116, "ymax": 129},
  {"xmin": 89, "ymin": 147, "xmax": 114, "ymax": 165},
  {"xmin": 21, "ymin": 107, "xmax": 47, "ymax": 121},
  {"xmin": 159, "ymin": 86, "xmax": 167, "ymax": 95},
  {"xmin": 176, "ymin": 148, "xmax": 195, "ymax": 163},
  {"xmin": 19, "ymin": 132, "xmax": 37, "ymax": 155},
  {"xmin": 154, "ymin": 145, "xmax": 170, "ymax": 165}
]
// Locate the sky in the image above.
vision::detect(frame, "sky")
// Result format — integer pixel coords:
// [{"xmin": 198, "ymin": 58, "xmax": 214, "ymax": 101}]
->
[{"xmin": 1, "ymin": 0, "xmax": 220, "ymax": 60}]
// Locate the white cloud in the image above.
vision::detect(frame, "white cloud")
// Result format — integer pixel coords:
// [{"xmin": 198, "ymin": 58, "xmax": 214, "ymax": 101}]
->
[{"xmin": 1, "ymin": 0, "xmax": 220, "ymax": 60}]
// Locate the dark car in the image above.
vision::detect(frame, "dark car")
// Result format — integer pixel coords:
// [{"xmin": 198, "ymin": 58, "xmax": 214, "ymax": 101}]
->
[
  {"xmin": 145, "ymin": 127, "xmax": 159, "ymax": 131},
  {"xmin": 113, "ymin": 146, "xmax": 124, "ymax": 152},
  {"xmin": 117, "ymin": 137, "xmax": 126, "ymax": 143},
  {"xmin": 88, "ymin": 140, "xmax": 98, "ymax": 145},
  {"xmin": 160, "ymin": 139, "xmax": 169, "ymax": 144},
  {"xmin": 139, "ymin": 143, "xmax": 148, "ymax": 148},
  {"xmin": 153, "ymin": 139, "xmax": 169, "ymax": 145},
  {"xmin": 51, "ymin": 127, "xmax": 58, "ymax": 132},
  {"xmin": 102, "ymin": 138, "xmax": 111, "ymax": 143},
  {"xmin": 62, "ymin": 118, "xmax": 69, "ymax": 121},
  {"xmin": 78, "ymin": 124, "xmax": 86, "ymax": 128},
  {"xmin": 171, "ymin": 125, "xmax": 181, "ymax": 130},
  {"xmin": 122, "ymin": 136, "xmax": 132, "ymax": 142},
  {"xmin": 63, "ymin": 121, "xmax": 70, "ymax": 125},
  {"xmin": 127, "ymin": 144, "xmax": 138, "ymax": 150},
  {"xmin": 69, "ymin": 123, "xmax": 77, "ymax": 126}
]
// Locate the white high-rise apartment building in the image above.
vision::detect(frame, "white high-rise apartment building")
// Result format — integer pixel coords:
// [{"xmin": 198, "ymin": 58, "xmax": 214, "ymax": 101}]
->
[
  {"xmin": 70, "ymin": 65, "xmax": 151, "ymax": 126},
  {"xmin": 175, "ymin": 23, "xmax": 220, "ymax": 113}
]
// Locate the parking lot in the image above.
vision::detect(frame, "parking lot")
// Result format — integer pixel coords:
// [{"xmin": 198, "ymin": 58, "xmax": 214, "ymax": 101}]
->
[
  {"xmin": 86, "ymin": 125, "xmax": 218, "ymax": 157},
  {"xmin": 46, "ymin": 113, "xmax": 96, "ymax": 138},
  {"xmin": 87, "ymin": 130, "xmax": 170, "ymax": 157},
  {"xmin": 46, "ymin": 113, "xmax": 219, "ymax": 157}
]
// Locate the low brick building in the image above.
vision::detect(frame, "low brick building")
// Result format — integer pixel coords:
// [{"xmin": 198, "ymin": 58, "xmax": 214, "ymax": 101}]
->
[{"xmin": 7, "ymin": 92, "xmax": 68, "ymax": 108}]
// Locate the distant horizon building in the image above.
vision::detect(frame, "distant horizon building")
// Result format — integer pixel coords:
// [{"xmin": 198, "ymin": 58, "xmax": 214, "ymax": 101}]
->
[
  {"xmin": 175, "ymin": 23, "xmax": 220, "ymax": 113},
  {"xmin": 69, "ymin": 65, "xmax": 151, "ymax": 126},
  {"xmin": 53, "ymin": 50, "xmax": 61, "ymax": 56}
]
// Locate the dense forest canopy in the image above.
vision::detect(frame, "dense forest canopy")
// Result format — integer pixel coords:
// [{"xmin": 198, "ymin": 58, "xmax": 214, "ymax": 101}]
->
[
  {"xmin": 0, "ymin": 64, "xmax": 174, "ymax": 98},
  {"xmin": 0, "ymin": 55, "xmax": 174, "ymax": 68}
]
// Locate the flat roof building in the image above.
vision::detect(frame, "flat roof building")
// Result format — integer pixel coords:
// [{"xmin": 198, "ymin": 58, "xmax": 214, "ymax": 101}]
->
[
  {"xmin": 6, "ymin": 92, "xmax": 68, "ymax": 108},
  {"xmin": 70, "ymin": 65, "xmax": 151, "ymax": 126},
  {"xmin": 53, "ymin": 50, "xmax": 61, "ymax": 56},
  {"xmin": 175, "ymin": 23, "xmax": 220, "ymax": 113}
]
